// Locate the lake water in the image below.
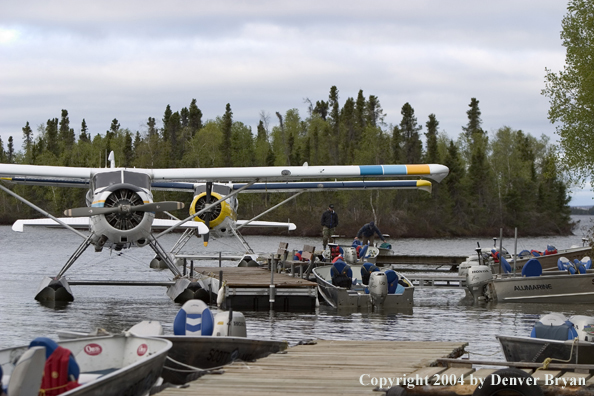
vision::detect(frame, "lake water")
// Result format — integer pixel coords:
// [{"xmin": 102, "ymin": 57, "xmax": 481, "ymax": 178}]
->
[{"xmin": 0, "ymin": 215, "xmax": 592, "ymax": 363}]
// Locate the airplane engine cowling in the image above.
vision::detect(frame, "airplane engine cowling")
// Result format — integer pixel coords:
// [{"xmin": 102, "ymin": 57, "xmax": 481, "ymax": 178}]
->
[
  {"xmin": 103, "ymin": 188, "xmax": 146, "ymax": 231},
  {"xmin": 190, "ymin": 192, "xmax": 234, "ymax": 229}
]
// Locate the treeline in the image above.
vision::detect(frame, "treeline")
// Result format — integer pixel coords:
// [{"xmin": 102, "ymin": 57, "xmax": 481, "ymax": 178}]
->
[{"xmin": 0, "ymin": 87, "xmax": 572, "ymax": 238}]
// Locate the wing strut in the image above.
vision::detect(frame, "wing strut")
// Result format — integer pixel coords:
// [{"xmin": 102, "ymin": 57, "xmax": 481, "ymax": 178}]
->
[
  {"xmin": 56, "ymin": 234, "xmax": 94, "ymax": 278},
  {"xmin": 0, "ymin": 182, "xmax": 87, "ymax": 240}
]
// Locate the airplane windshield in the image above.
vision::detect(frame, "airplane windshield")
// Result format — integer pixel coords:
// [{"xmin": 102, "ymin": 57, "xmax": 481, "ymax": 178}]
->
[{"xmin": 93, "ymin": 171, "xmax": 150, "ymax": 190}]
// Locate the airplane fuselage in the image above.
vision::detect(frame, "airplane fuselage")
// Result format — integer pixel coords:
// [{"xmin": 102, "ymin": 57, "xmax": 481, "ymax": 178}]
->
[{"xmin": 86, "ymin": 170, "xmax": 155, "ymax": 250}]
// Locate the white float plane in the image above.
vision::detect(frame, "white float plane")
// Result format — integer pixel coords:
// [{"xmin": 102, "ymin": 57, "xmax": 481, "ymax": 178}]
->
[{"xmin": 0, "ymin": 157, "xmax": 448, "ymax": 303}]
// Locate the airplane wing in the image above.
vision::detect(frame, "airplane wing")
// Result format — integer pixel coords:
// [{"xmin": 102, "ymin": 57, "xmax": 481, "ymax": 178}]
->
[
  {"xmin": 236, "ymin": 220, "xmax": 297, "ymax": 231},
  {"xmin": 0, "ymin": 176, "xmax": 89, "ymax": 188},
  {"xmin": 0, "ymin": 164, "xmax": 449, "ymax": 183},
  {"xmin": 13, "ymin": 217, "xmax": 209, "ymax": 234},
  {"xmin": 148, "ymin": 219, "xmax": 209, "ymax": 234},
  {"xmin": 232, "ymin": 180, "xmax": 433, "ymax": 194},
  {"xmin": 151, "ymin": 179, "xmax": 432, "ymax": 194},
  {"xmin": 12, "ymin": 218, "xmax": 90, "ymax": 232}
]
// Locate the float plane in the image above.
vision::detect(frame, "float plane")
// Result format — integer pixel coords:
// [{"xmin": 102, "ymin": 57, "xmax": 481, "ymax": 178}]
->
[{"xmin": 0, "ymin": 156, "xmax": 448, "ymax": 303}]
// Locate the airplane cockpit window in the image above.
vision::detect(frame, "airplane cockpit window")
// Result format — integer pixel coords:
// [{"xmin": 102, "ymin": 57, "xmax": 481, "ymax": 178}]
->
[
  {"xmin": 124, "ymin": 172, "xmax": 150, "ymax": 189},
  {"xmin": 213, "ymin": 185, "xmax": 232, "ymax": 195},
  {"xmin": 92, "ymin": 171, "xmax": 150, "ymax": 190},
  {"xmin": 93, "ymin": 171, "xmax": 122, "ymax": 189}
]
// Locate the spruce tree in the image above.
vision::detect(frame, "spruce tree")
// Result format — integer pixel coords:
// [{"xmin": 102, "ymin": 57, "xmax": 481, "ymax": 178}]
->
[
  {"xmin": 398, "ymin": 103, "xmax": 423, "ymax": 163},
  {"xmin": 221, "ymin": 104, "xmax": 233, "ymax": 167},
  {"xmin": 424, "ymin": 114, "xmax": 439, "ymax": 163}
]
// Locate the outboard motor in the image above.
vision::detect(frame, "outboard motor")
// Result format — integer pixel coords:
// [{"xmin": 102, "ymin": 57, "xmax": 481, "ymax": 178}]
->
[
  {"xmin": 531, "ymin": 313, "xmax": 578, "ymax": 340},
  {"xmin": 173, "ymin": 299, "xmax": 215, "ymax": 336},
  {"xmin": 213, "ymin": 311, "xmax": 247, "ymax": 337},
  {"xmin": 369, "ymin": 272, "xmax": 388, "ymax": 307},
  {"xmin": 343, "ymin": 247, "xmax": 358, "ymax": 264},
  {"xmin": 466, "ymin": 266, "xmax": 494, "ymax": 300}
]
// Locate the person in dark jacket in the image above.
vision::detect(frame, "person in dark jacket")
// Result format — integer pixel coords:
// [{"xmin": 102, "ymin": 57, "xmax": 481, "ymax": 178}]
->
[
  {"xmin": 321, "ymin": 204, "xmax": 338, "ymax": 250},
  {"xmin": 355, "ymin": 221, "xmax": 385, "ymax": 246}
]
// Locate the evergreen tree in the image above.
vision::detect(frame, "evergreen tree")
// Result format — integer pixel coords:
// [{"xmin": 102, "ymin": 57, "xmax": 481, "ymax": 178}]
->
[
  {"xmin": 162, "ymin": 105, "xmax": 172, "ymax": 141},
  {"xmin": 328, "ymin": 86, "xmax": 340, "ymax": 164},
  {"xmin": 424, "ymin": 114, "xmax": 439, "ymax": 163},
  {"xmin": 22, "ymin": 121, "xmax": 33, "ymax": 161},
  {"xmin": 397, "ymin": 103, "xmax": 423, "ymax": 163},
  {"xmin": 462, "ymin": 98, "xmax": 483, "ymax": 138},
  {"xmin": 79, "ymin": 119, "xmax": 90, "ymax": 142},
  {"xmin": 221, "ymin": 104, "xmax": 233, "ymax": 167},
  {"xmin": 45, "ymin": 118, "xmax": 59, "ymax": 156},
  {"xmin": 7, "ymin": 137, "xmax": 14, "ymax": 163},
  {"xmin": 188, "ymin": 98, "xmax": 203, "ymax": 136},
  {"xmin": 59, "ymin": 109, "xmax": 75, "ymax": 148}
]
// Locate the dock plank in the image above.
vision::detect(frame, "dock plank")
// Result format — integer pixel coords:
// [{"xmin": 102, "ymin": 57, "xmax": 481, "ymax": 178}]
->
[
  {"xmin": 194, "ymin": 266, "xmax": 317, "ymax": 288},
  {"xmin": 156, "ymin": 340, "xmax": 468, "ymax": 396}
]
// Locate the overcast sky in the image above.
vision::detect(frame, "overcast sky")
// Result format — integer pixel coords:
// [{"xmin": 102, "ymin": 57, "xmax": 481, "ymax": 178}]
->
[{"xmin": 2, "ymin": 1, "xmax": 590, "ymax": 204}]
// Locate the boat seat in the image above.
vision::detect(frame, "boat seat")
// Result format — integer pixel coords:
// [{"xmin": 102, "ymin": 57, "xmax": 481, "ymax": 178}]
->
[
  {"xmin": 361, "ymin": 262, "xmax": 379, "ymax": 285},
  {"xmin": 521, "ymin": 258, "xmax": 542, "ymax": 277},
  {"xmin": 29, "ymin": 337, "xmax": 79, "ymax": 381},
  {"xmin": 330, "ymin": 260, "xmax": 352, "ymax": 288},
  {"xmin": 174, "ymin": 299, "xmax": 215, "ymax": 336},
  {"xmin": 583, "ymin": 256, "xmax": 592, "ymax": 270},
  {"xmin": 7, "ymin": 346, "xmax": 46, "ymax": 396},
  {"xmin": 500, "ymin": 255, "xmax": 512, "ymax": 274},
  {"xmin": 558, "ymin": 257, "xmax": 569, "ymax": 270},
  {"xmin": 384, "ymin": 270, "xmax": 399, "ymax": 294}
]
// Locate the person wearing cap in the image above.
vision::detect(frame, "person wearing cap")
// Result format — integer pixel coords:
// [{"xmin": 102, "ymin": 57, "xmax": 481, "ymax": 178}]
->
[
  {"xmin": 321, "ymin": 204, "xmax": 338, "ymax": 250},
  {"xmin": 355, "ymin": 221, "xmax": 385, "ymax": 246}
]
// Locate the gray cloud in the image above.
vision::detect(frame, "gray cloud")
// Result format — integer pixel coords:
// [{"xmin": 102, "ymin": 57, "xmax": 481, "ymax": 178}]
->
[{"xmin": 0, "ymin": 1, "xmax": 568, "ymax": 148}]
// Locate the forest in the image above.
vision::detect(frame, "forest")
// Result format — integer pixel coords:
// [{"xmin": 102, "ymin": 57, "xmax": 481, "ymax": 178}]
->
[{"xmin": 0, "ymin": 86, "xmax": 572, "ymax": 238}]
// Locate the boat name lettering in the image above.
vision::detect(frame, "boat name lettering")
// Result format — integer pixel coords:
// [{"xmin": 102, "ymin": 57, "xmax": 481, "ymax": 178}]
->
[
  {"xmin": 206, "ymin": 348, "xmax": 231, "ymax": 363},
  {"xmin": 137, "ymin": 343, "xmax": 148, "ymax": 356},
  {"xmin": 84, "ymin": 343, "xmax": 102, "ymax": 356},
  {"xmin": 513, "ymin": 284, "xmax": 552, "ymax": 291}
]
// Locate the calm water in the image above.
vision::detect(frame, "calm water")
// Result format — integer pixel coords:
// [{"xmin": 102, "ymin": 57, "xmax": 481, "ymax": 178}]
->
[{"xmin": 0, "ymin": 215, "xmax": 592, "ymax": 362}]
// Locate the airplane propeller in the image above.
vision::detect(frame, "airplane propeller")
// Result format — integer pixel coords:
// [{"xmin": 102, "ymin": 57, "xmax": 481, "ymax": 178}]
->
[
  {"xmin": 64, "ymin": 201, "xmax": 185, "ymax": 217},
  {"xmin": 202, "ymin": 182, "xmax": 212, "ymax": 247}
]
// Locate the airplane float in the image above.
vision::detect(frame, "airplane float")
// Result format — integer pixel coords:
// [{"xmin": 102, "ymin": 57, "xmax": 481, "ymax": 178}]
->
[{"xmin": 0, "ymin": 156, "xmax": 448, "ymax": 304}]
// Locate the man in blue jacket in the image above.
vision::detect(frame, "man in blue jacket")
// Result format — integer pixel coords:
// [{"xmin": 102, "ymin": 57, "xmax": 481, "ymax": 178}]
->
[
  {"xmin": 355, "ymin": 221, "xmax": 385, "ymax": 246},
  {"xmin": 321, "ymin": 204, "xmax": 338, "ymax": 250}
]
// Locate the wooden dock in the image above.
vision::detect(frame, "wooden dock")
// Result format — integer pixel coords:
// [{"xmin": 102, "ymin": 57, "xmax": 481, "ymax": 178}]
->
[
  {"xmin": 193, "ymin": 266, "xmax": 318, "ymax": 312},
  {"xmin": 156, "ymin": 340, "xmax": 467, "ymax": 396}
]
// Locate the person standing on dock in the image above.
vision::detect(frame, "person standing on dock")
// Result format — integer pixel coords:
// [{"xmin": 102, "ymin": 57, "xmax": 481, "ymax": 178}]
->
[
  {"xmin": 355, "ymin": 221, "xmax": 385, "ymax": 246},
  {"xmin": 321, "ymin": 204, "xmax": 338, "ymax": 250}
]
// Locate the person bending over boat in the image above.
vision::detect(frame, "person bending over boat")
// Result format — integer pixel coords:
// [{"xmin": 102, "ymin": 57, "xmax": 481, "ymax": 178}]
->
[
  {"xmin": 354, "ymin": 221, "xmax": 385, "ymax": 246},
  {"xmin": 321, "ymin": 204, "xmax": 338, "ymax": 250}
]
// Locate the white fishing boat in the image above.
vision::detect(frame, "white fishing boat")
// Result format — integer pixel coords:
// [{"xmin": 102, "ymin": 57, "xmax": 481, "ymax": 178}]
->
[
  {"xmin": 313, "ymin": 262, "xmax": 413, "ymax": 310},
  {"xmin": 466, "ymin": 257, "xmax": 594, "ymax": 303},
  {"xmin": 0, "ymin": 333, "xmax": 171, "ymax": 396},
  {"xmin": 498, "ymin": 313, "xmax": 594, "ymax": 364},
  {"xmin": 459, "ymin": 242, "xmax": 590, "ymax": 277}
]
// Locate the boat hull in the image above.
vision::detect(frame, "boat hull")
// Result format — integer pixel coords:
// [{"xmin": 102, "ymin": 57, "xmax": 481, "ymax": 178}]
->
[
  {"xmin": 313, "ymin": 265, "xmax": 414, "ymax": 311},
  {"xmin": 498, "ymin": 335, "xmax": 594, "ymax": 364},
  {"xmin": 0, "ymin": 335, "xmax": 171, "ymax": 396},
  {"xmin": 159, "ymin": 336, "xmax": 288, "ymax": 384},
  {"xmin": 488, "ymin": 273, "xmax": 594, "ymax": 303}
]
